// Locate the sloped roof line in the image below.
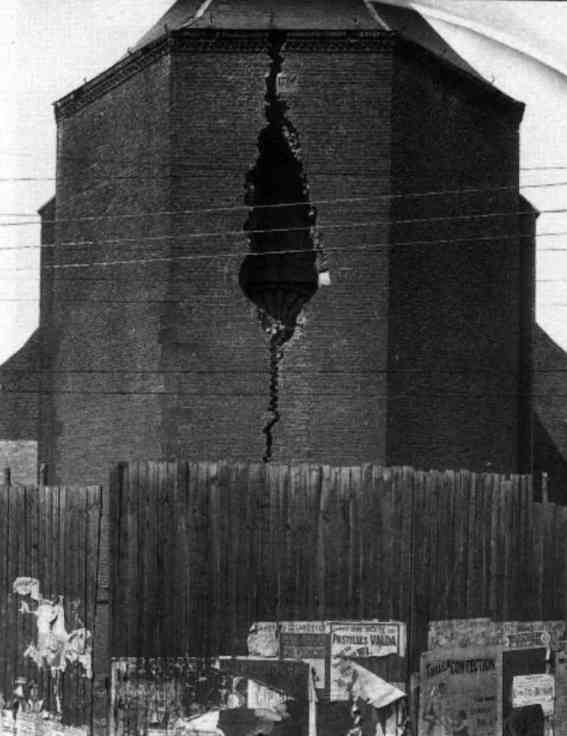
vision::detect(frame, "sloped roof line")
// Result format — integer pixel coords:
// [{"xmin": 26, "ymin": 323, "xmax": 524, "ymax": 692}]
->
[
  {"xmin": 387, "ymin": 0, "xmax": 567, "ymax": 79},
  {"xmin": 131, "ymin": 0, "xmax": 494, "ymax": 88}
]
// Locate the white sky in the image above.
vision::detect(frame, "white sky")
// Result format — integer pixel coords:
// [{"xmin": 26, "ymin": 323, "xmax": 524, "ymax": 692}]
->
[{"xmin": 1, "ymin": 0, "xmax": 567, "ymax": 362}]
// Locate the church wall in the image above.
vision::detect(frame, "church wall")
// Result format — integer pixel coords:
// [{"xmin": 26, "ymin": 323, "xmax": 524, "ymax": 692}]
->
[
  {"xmin": 39, "ymin": 30, "xmax": 533, "ymax": 483},
  {"xmin": 387, "ymin": 42, "xmax": 526, "ymax": 473},
  {"xmin": 44, "ymin": 53, "xmax": 174, "ymax": 484},
  {"xmin": 161, "ymin": 35, "xmax": 394, "ymax": 465}
]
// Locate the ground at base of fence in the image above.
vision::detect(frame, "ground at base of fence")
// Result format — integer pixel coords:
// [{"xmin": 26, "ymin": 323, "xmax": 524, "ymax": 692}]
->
[{"xmin": 0, "ymin": 711, "xmax": 87, "ymax": 736}]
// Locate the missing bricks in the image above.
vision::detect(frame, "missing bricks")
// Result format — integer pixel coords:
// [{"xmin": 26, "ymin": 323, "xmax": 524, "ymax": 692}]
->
[{"xmin": 239, "ymin": 31, "xmax": 327, "ymax": 462}]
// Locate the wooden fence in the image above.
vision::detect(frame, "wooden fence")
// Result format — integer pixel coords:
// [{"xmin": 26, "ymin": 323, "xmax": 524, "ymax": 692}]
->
[
  {"xmin": 110, "ymin": 461, "xmax": 567, "ymax": 671},
  {"xmin": 2, "ymin": 462, "xmax": 566, "ymax": 729},
  {"xmin": 0, "ymin": 483, "xmax": 109, "ymax": 730}
]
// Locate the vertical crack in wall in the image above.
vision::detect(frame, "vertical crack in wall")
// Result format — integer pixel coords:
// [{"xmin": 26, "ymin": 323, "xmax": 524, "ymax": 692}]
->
[
  {"xmin": 263, "ymin": 331, "xmax": 285, "ymax": 463},
  {"xmin": 240, "ymin": 31, "xmax": 325, "ymax": 462}
]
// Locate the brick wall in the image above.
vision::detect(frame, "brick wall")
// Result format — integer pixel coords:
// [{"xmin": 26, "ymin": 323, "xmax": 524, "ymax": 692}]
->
[
  {"xmin": 162, "ymin": 36, "xmax": 394, "ymax": 465},
  {"xmin": 45, "ymin": 51, "xmax": 174, "ymax": 484},
  {"xmin": 386, "ymin": 40, "xmax": 528, "ymax": 473},
  {"xmin": 43, "ymin": 31, "xmax": 531, "ymax": 484},
  {"xmin": 0, "ymin": 329, "xmax": 39, "ymax": 485}
]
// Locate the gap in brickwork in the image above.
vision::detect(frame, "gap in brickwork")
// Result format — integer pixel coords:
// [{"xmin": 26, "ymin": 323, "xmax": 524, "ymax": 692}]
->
[{"xmin": 239, "ymin": 31, "xmax": 325, "ymax": 463}]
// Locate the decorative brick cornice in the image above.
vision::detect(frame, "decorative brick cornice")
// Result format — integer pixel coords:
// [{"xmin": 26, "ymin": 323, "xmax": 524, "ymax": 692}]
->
[
  {"xmin": 54, "ymin": 27, "xmax": 522, "ymax": 122},
  {"xmin": 54, "ymin": 29, "xmax": 397, "ymax": 119},
  {"xmin": 283, "ymin": 30, "xmax": 397, "ymax": 53},
  {"xmin": 172, "ymin": 29, "xmax": 271, "ymax": 53},
  {"xmin": 171, "ymin": 29, "xmax": 397, "ymax": 54},
  {"xmin": 54, "ymin": 37, "xmax": 173, "ymax": 121}
]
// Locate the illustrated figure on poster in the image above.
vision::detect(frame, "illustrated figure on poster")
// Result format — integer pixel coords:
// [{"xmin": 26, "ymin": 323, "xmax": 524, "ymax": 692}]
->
[
  {"xmin": 451, "ymin": 711, "xmax": 469, "ymax": 736},
  {"xmin": 346, "ymin": 702, "xmax": 363, "ymax": 736},
  {"xmin": 13, "ymin": 576, "xmax": 93, "ymax": 715},
  {"xmin": 422, "ymin": 683, "xmax": 452, "ymax": 736},
  {"xmin": 10, "ymin": 677, "xmax": 29, "ymax": 719},
  {"xmin": 26, "ymin": 681, "xmax": 44, "ymax": 714}
]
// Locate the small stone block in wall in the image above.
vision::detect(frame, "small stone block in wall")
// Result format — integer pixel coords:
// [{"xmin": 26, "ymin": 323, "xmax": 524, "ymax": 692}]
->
[{"xmin": 276, "ymin": 72, "xmax": 299, "ymax": 95}]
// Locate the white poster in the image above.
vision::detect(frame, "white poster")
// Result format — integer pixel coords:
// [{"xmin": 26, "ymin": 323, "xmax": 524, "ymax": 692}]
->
[
  {"xmin": 330, "ymin": 622, "xmax": 403, "ymax": 701},
  {"xmin": 512, "ymin": 674, "xmax": 555, "ymax": 716}
]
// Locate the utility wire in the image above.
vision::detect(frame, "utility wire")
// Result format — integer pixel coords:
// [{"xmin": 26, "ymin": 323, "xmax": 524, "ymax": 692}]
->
[
  {"xmin": 3, "ymin": 168, "xmax": 567, "ymax": 182},
  {"xmin": 2, "ymin": 146, "xmax": 567, "ymax": 170},
  {"xmin": 0, "ymin": 386, "xmax": 567, "ymax": 399},
  {"xmin": 0, "ymin": 206, "xmax": 566, "ymax": 253},
  {"xmin": 0, "ymin": 387, "xmax": 565, "ymax": 399},
  {"xmin": 0, "ymin": 180, "xmax": 566, "ymax": 223},
  {"xmin": 2, "ymin": 232, "xmax": 567, "ymax": 273},
  {"xmin": 1, "ymin": 367, "xmax": 567, "ymax": 376},
  {"xmin": 1, "ymin": 288, "xmax": 564, "ymax": 303}
]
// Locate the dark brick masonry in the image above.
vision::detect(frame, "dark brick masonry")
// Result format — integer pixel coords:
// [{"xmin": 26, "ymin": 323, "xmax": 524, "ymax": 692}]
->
[{"xmin": 29, "ymin": 27, "xmax": 533, "ymax": 485}]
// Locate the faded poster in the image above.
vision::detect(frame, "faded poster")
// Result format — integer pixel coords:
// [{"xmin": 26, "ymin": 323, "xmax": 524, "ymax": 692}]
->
[{"xmin": 419, "ymin": 648, "xmax": 501, "ymax": 736}]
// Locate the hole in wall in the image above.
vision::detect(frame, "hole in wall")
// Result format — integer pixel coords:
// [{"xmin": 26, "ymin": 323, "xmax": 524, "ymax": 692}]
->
[{"xmin": 239, "ymin": 31, "xmax": 329, "ymax": 462}]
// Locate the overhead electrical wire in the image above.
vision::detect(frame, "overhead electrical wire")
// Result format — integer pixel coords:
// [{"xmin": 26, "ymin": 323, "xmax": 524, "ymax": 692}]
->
[
  {"xmin": 1, "ymin": 179, "xmax": 567, "ymax": 225},
  {"xmin": 1, "ymin": 233, "xmax": 567, "ymax": 273},
  {"xmin": 2, "ymin": 232, "xmax": 567, "ymax": 273},
  {"xmin": 1, "ymin": 145, "xmax": 567, "ymax": 170},
  {"xmin": 0, "ymin": 387, "xmax": 565, "ymax": 399},
  {"xmin": 0, "ymin": 205, "xmax": 567, "ymax": 256},
  {"xmin": 1, "ymin": 367, "xmax": 567, "ymax": 376},
  {"xmin": 1, "ymin": 143, "xmax": 567, "ymax": 167}
]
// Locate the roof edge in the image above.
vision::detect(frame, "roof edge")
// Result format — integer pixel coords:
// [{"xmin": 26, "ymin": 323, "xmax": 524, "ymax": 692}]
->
[
  {"xmin": 37, "ymin": 196, "xmax": 56, "ymax": 217},
  {"xmin": 396, "ymin": 36, "xmax": 525, "ymax": 124},
  {"xmin": 53, "ymin": 29, "xmax": 398, "ymax": 119},
  {"xmin": 54, "ymin": 35, "xmax": 173, "ymax": 121},
  {"xmin": 54, "ymin": 27, "xmax": 524, "ymax": 123}
]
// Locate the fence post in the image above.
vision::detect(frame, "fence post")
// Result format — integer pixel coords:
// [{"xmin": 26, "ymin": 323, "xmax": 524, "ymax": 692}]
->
[
  {"xmin": 39, "ymin": 463, "xmax": 48, "ymax": 487},
  {"xmin": 542, "ymin": 472, "xmax": 549, "ymax": 504},
  {"xmin": 3, "ymin": 466, "xmax": 11, "ymax": 486}
]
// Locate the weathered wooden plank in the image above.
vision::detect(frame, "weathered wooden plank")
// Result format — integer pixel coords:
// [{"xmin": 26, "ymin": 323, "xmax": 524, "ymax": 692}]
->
[
  {"xmin": 148, "ymin": 460, "xmax": 161, "ymax": 658},
  {"xmin": 227, "ymin": 463, "xmax": 244, "ymax": 650},
  {"xmin": 381, "ymin": 467, "xmax": 395, "ymax": 620},
  {"xmin": 15, "ymin": 485, "xmax": 26, "ymax": 681},
  {"xmin": 160, "ymin": 460, "xmax": 177, "ymax": 656},
  {"xmin": 349, "ymin": 465, "xmax": 362, "ymax": 618},
  {"xmin": 186, "ymin": 461, "xmax": 204, "ymax": 655},
  {"xmin": 336, "ymin": 465, "xmax": 351, "ymax": 618},
  {"xmin": 558, "ymin": 506, "xmax": 567, "ymax": 620},
  {"xmin": 0, "ymin": 485, "xmax": 7, "ymax": 698},
  {"xmin": 110, "ymin": 463, "xmax": 126, "ymax": 657},
  {"xmin": 437, "ymin": 470, "xmax": 454, "ymax": 620},
  {"xmin": 533, "ymin": 501, "xmax": 545, "ymax": 621},
  {"xmin": 207, "ymin": 461, "xmax": 222, "ymax": 653}
]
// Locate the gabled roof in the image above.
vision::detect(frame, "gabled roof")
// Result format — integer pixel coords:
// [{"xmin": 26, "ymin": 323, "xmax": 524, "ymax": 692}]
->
[
  {"xmin": 57, "ymin": 0, "xmax": 523, "ymax": 124},
  {"xmin": 133, "ymin": 0, "xmax": 380, "ymax": 50},
  {"xmin": 132, "ymin": 0, "xmax": 488, "ymax": 83}
]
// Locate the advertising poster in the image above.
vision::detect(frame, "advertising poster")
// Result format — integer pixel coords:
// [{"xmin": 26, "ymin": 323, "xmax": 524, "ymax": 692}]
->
[
  {"xmin": 554, "ymin": 647, "xmax": 567, "ymax": 736},
  {"xmin": 280, "ymin": 621, "xmax": 330, "ymax": 692},
  {"xmin": 110, "ymin": 658, "xmax": 229, "ymax": 736},
  {"xmin": 503, "ymin": 631, "xmax": 551, "ymax": 650},
  {"xmin": 330, "ymin": 622, "xmax": 404, "ymax": 701},
  {"xmin": 419, "ymin": 647, "xmax": 501, "ymax": 736},
  {"xmin": 246, "ymin": 680, "xmax": 287, "ymax": 711},
  {"xmin": 512, "ymin": 674, "xmax": 555, "ymax": 716},
  {"xmin": 428, "ymin": 619, "xmax": 565, "ymax": 652},
  {"xmin": 247, "ymin": 622, "xmax": 279, "ymax": 658}
]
